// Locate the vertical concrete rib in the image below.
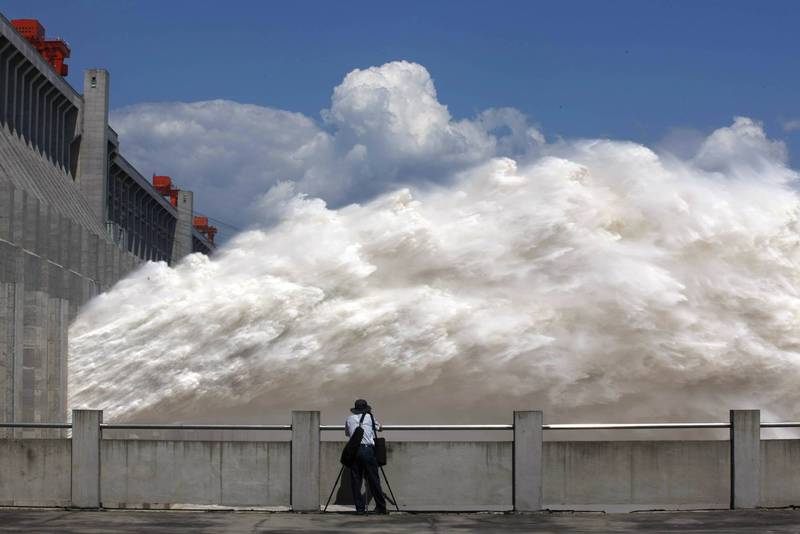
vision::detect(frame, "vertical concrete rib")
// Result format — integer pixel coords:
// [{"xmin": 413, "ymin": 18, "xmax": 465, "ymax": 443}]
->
[
  {"xmin": 76, "ymin": 69, "xmax": 109, "ymax": 229},
  {"xmin": 291, "ymin": 410, "xmax": 321, "ymax": 511},
  {"xmin": 514, "ymin": 411, "xmax": 543, "ymax": 511},
  {"xmin": 171, "ymin": 190, "xmax": 193, "ymax": 263},
  {"xmin": 71, "ymin": 409, "xmax": 103, "ymax": 508},
  {"xmin": 730, "ymin": 409, "xmax": 761, "ymax": 509}
]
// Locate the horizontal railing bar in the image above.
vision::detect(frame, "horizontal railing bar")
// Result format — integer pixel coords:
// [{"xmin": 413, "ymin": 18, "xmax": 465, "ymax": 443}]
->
[
  {"xmin": 320, "ymin": 425, "xmax": 514, "ymax": 431},
  {"xmin": 0, "ymin": 423, "xmax": 71, "ymax": 428},
  {"xmin": 544, "ymin": 423, "xmax": 730, "ymax": 430},
  {"xmin": 4, "ymin": 421, "xmax": 792, "ymax": 432},
  {"xmin": 100, "ymin": 424, "xmax": 291, "ymax": 431}
]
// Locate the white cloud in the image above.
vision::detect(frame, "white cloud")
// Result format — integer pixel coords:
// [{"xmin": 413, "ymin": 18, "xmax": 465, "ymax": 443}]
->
[
  {"xmin": 111, "ymin": 61, "xmax": 543, "ymax": 231},
  {"xmin": 324, "ymin": 61, "xmax": 495, "ymax": 168},
  {"xmin": 783, "ymin": 119, "xmax": 800, "ymax": 132}
]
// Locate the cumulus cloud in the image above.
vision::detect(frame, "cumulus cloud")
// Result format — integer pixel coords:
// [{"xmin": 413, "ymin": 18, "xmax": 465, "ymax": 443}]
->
[
  {"xmin": 111, "ymin": 61, "xmax": 542, "ymax": 230},
  {"xmin": 324, "ymin": 61, "xmax": 496, "ymax": 171}
]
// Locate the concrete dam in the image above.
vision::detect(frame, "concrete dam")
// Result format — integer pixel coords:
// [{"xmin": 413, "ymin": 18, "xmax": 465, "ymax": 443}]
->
[{"xmin": 0, "ymin": 14, "xmax": 215, "ymax": 428}]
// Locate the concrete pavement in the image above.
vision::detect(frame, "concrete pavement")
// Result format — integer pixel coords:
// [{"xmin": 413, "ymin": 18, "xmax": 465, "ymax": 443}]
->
[{"xmin": 1, "ymin": 509, "xmax": 800, "ymax": 533}]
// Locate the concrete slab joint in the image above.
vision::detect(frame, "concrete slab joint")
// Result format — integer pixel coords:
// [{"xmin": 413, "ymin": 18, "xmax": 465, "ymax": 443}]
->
[
  {"xmin": 730, "ymin": 409, "xmax": 760, "ymax": 509},
  {"xmin": 291, "ymin": 410, "xmax": 320, "ymax": 512},
  {"xmin": 513, "ymin": 410, "xmax": 543, "ymax": 511},
  {"xmin": 71, "ymin": 409, "xmax": 103, "ymax": 508}
]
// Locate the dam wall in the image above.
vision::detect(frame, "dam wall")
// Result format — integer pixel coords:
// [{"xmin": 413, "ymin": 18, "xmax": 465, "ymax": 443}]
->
[{"xmin": 0, "ymin": 12, "xmax": 215, "ymax": 428}]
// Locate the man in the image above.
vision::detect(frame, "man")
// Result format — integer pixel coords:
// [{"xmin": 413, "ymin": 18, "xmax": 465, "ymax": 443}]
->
[{"xmin": 345, "ymin": 399, "xmax": 387, "ymax": 514}]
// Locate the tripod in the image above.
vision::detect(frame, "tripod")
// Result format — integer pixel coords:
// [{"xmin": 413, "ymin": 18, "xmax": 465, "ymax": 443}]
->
[{"xmin": 324, "ymin": 464, "xmax": 400, "ymax": 512}]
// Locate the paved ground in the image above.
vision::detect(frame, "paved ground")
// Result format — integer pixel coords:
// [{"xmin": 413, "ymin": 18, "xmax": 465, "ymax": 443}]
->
[{"xmin": 1, "ymin": 509, "xmax": 800, "ymax": 533}]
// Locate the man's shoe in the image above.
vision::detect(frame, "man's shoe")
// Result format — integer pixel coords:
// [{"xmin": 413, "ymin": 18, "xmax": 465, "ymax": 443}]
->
[
  {"xmin": 355, "ymin": 510, "xmax": 366, "ymax": 515},
  {"xmin": 373, "ymin": 507, "xmax": 389, "ymax": 515}
]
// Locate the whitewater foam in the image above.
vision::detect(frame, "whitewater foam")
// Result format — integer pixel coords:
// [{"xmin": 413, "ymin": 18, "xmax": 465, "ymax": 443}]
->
[{"xmin": 69, "ymin": 118, "xmax": 800, "ymax": 424}]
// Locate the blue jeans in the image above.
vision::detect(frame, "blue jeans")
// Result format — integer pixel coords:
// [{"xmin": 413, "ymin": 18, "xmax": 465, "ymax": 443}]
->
[{"xmin": 350, "ymin": 445, "xmax": 386, "ymax": 512}]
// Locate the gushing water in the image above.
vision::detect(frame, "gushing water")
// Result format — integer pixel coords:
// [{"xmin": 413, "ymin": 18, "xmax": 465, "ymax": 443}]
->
[{"xmin": 69, "ymin": 117, "xmax": 800, "ymax": 424}]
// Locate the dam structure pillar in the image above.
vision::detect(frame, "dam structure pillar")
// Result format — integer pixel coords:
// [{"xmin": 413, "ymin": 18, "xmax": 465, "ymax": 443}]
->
[
  {"xmin": 291, "ymin": 410, "xmax": 320, "ymax": 511},
  {"xmin": 76, "ymin": 69, "xmax": 110, "ymax": 229},
  {"xmin": 171, "ymin": 190, "xmax": 193, "ymax": 262},
  {"xmin": 730, "ymin": 409, "xmax": 760, "ymax": 509},
  {"xmin": 71, "ymin": 409, "xmax": 102, "ymax": 508},
  {"xmin": 513, "ymin": 410, "xmax": 543, "ymax": 511}
]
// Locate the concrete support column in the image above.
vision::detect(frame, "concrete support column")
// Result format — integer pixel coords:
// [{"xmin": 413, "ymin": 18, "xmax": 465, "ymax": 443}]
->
[
  {"xmin": 76, "ymin": 70, "xmax": 110, "ymax": 228},
  {"xmin": 291, "ymin": 410, "xmax": 320, "ymax": 511},
  {"xmin": 0, "ymin": 279, "xmax": 23, "ymax": 437},
  {"xmin": 514, "ymin": 410, "xmax": 543, "ymax": 511},
  {"xmin": 171, "ymin": 190, "xmax": 193, "ymax": 264},
  {"xmin": 71, "ymin": 409, "xmax": 103, "ymax": 508},
  {"xmin": 730, "ymin": 409, "xmax": 760, "ymax": 509},
  {"xmin": 86, "ymin": 233, "xmax": 99, "ymax": 282},
  {"xmin": 111, "ymin": 245, "xmax": 120, "ymax": 285},
  {"xmin": 95, "ymin": 239, "xmax": 106, "ymax": 290},
  {"xmin": 46, "ymin": 297, "xmax": 68, "ymax": 426},
  {"xmin": 0, "ymin": 181, "xmax": 13, "ymax": 241}
]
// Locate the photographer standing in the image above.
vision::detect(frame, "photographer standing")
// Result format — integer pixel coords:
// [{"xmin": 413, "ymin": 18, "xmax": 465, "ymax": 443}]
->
[{"xmin": 345, "ymin": 399, "xmax": 387, "ymax": 514}]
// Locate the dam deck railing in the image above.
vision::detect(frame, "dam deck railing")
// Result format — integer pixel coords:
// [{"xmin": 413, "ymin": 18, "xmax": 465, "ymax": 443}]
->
[
  {"xmin": 7, "ymin": 421, "xmax": 800, "ymax": 430},
  {"xmin": 0, "ymin": 410, "xmax": 796, "ymax": 511}
]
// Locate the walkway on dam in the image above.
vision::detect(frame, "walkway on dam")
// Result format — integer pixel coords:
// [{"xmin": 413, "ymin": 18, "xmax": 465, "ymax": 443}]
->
[{"xmin": 1, "ymin": 509, "xmax": 799, "ymax": 533}]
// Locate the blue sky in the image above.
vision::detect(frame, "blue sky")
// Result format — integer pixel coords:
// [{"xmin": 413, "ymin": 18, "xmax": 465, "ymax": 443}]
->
[
  {"xmin": 3, "ymin": 0, "xmax": 798, "ymax": 154},
  {"xmin": 2, "ymin": 0, "xmax": 799, "ymax": 235}
]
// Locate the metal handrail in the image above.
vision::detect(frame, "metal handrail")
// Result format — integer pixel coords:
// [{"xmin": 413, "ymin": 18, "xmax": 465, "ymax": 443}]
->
[
  {"xmin": 100, "ymin": 424, "xmax": 291, "ymax": 431},
  {"xmin": 3, "ymin": 421, "xmax": 800, "ymax": 431},
  {"xmin": 320, "ymin": 424, "xmax": 514, "ymax": 431},
  {"xmin": 0, "ymin": 423, "xmax": 71, "ymax": 429},
  {"xmin": 761, "ymin": 422, "xmax": 800, "ymax": 428},
  {"xmin": 544, "ymin": 422, "xmax": 731, "ymax": 430}
]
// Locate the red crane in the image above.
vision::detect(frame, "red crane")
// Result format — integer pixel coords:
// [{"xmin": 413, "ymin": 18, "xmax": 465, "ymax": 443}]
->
[
  {"xmin": 11, "ymin": 19, "xmax": 70, "ymax": 76},
  {"xmin": 152, "ymin": 175, "xmax": 217, "ymax": 244}
]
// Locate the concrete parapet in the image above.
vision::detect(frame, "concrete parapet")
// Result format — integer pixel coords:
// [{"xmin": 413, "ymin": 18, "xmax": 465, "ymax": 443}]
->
[
  {"xmin": 71, "ymin": 409, "xmax": 102, "ymax": 507},
  {"xmin": 730, "ymin": 409, "xmax": 760, "ymax": 509},
  {"xmin": 291, "ymin": 410, "xmax": 320, "ymax": 511},
  {"xmin": 514, "ymin": 410, "xmax": 543, "ymax": 511},
  {"xmin": 0, "ymin": 409, "xmax": 795, "ymax": 511}
]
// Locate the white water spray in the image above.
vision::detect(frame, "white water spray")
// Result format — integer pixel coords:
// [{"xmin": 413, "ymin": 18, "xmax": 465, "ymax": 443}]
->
[{"xmin": 69, "ymin": 116, "xmax": 800, "ymax": 424}]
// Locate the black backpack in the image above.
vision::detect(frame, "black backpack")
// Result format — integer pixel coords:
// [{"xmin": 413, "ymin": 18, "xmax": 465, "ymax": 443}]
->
[
  {"xmin": 340, "ymin": 412, "xmax": 388, "ymax": 467},
  {"xmin": 340, "ymin": 412, "xmax": 366, "ymax": 467}
]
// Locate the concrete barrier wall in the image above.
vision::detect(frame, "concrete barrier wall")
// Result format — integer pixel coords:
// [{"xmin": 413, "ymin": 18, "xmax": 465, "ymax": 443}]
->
[
  {"xmin": 100, "ymin": 440, "xmax": 291, "ymax": 508},
  {"xmin": 761, "ymin": 440, "xmax": 800, "ymax": 507},
  {"xmin": 0, "ymin": 439, "xmax": 71, "ymax": 506},
  {"xmin": 543, "ymin": 441, "xmax": 730, "ymax": 509},
  {"xmin": 321, "ymin": 441, "xmax": 513, "ymax": 511},
  {"xmin": 1, "ymin": 409, "xmax": 797, "ymax": 511}
]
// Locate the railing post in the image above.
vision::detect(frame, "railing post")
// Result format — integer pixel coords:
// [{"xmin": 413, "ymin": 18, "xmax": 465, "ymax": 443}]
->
[
  {"xmin": 71, "ymin": 409, "xmax": 103, "ymax": 508},
  {"xmin": 291, "ymin": 410, "xmax": 320, "ymax": 511},
  {"xmin": 730, "ymin": 409, "xmax": 760, "ymax": 509},
  {"xmin": 514, "ymin": 410, "xmax": 543, "ymax": 511}
]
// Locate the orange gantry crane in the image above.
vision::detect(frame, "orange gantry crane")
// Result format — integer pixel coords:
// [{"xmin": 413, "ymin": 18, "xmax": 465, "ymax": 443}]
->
[
  {"xmin": 152, "ymin": 175, "xmax": 218, "ymax": 244},
  {"xmin": 11, "ymin": 19, "xmax": 70, "ymax": 76}
]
